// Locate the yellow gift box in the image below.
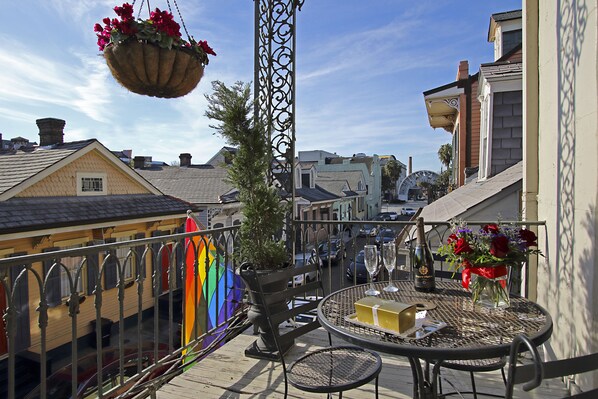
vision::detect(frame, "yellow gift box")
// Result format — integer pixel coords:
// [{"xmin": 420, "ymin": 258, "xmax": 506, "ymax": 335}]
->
[{"xmin": 355, "ymin": 297, "xmax": 416, "ymax": 333}]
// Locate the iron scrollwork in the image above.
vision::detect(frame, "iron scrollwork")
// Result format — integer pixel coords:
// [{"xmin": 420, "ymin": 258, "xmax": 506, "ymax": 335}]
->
[
  {"xmin": 254, "ymin": 0, "xmax": 301, "ymax": 200},
  {"xmin": 254, "ymin": 0, "xmax": 302, "ymax": 249}
]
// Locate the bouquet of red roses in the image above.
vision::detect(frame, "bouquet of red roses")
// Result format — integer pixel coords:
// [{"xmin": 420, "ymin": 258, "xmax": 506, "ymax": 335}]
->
[{"xmin": 437, "ymin": 221, "xmax": 542, "ymax": 306}]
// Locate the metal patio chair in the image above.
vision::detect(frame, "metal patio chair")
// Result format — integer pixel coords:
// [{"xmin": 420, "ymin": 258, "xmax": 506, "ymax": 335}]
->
[
  {"xmin": 252, "ymin": 261, "xmax": 382, "ymax": 398},
  {"xmin": 505, "ymin": 334, "xmax": 598, "ymax": 399}
]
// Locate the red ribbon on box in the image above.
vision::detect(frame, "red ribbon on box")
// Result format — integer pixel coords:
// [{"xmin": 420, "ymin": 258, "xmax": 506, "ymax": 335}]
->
[{"xmin": 462, "ymin": 265, "xmax": 508, "ymax": 289}]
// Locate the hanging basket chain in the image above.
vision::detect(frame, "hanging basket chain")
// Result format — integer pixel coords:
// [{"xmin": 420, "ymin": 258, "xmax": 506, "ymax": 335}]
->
[
  {"xmin": 167, "ymin": 0, "xmax": 193, "ymax": 43},
  {"xmin": 127, "ymin": 0, "xmax": 188, "ymax": 39},
  {"xmin": 131, "ymin": 0, "xmax": 151, "ymax": 19}
]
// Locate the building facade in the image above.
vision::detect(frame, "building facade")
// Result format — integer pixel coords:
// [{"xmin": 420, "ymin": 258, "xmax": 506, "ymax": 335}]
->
[
  {"xmin": 524, "ymin": 2, "xmax": 597, "ymax": 392},
  {"xmin": 0, "ymin": 118, "xmax": 192, "ymax": 358}
]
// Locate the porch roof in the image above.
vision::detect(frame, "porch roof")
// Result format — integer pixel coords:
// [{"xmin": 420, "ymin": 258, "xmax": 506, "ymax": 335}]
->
[
  {"xmin": 295, "ymin": 185, "xmax": 339, "ymax": 203},
  {"xmin": 0, "ymin": 194, "xmax": 195, "ymax": 235}
]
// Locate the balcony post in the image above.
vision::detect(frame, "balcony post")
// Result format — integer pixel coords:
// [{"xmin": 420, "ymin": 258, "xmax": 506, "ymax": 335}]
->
[{"xmin": 254, "ymin": 0, "xmax": 303, "ymax": 252}]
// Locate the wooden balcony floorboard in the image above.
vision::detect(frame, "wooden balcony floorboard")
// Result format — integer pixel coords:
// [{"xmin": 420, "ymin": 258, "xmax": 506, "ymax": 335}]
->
[{"xmin": 157, "ymin": 324, "xmax": 568, "ymax": 399}]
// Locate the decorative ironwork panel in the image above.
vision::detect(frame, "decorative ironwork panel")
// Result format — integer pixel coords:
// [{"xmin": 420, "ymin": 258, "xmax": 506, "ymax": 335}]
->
[{"xmin": 254, "ymin": 0, "xmax": 303, "ymax": 204}]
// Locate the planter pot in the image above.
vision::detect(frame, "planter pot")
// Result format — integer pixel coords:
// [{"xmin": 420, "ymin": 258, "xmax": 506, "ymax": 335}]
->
[
  {"xmin": 239, "ymin": 263, "xmax": 293, "ymax": 361},
  {"xmin": 104, "ymin": 40, "xmax": 204, "ymax": 98}
]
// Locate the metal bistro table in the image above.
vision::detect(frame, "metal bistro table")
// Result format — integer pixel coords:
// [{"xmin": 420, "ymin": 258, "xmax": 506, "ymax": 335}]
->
[{"xmin": 316, "ymin": 281, "xmax": 553, "ymax": 399}]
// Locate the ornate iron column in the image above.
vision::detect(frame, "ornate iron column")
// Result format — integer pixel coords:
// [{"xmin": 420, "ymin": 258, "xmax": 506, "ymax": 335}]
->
[{"xmin": 254, "ymin": 0, "xmax": 303, "ymax": 246}]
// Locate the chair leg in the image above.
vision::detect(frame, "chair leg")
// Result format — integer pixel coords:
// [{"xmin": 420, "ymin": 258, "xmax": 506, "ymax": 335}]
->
[
  {"xmin": 469, "ymin": 372, "xmax": 477, "ymax": 399},
  {"xmin": 375, "ymin": 375, "xmax": 379, "ymax": 399}
]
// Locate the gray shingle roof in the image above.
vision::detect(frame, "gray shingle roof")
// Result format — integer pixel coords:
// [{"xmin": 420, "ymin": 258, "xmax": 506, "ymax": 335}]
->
[
  {"xmin": 316, "ymin": 180, "xmax": 347, "ymax": 196},
  {"xmin": 295, "ymin": 185, "xmax": 339, "ymax": 203},
  {"xmin": 491, "ymin": 10, "xmax": 522, "ymax": 22},
  {"xmin": 136, "ymin": 165, "xmax": 233, "ymax": 205},
  {"xmin": 0, "ymin": 140, "xmax": 94, "ymax": 195},
  {"xmin": 418, "ymin": 161, "xmax": 523, "ymax": 223},
  {"xmin": 0, "ymin": 194, "xmax": 195, "ymax": 234},
  {"xmin": 480, "ymin": 61, "xmax": 522, "ymax": 79},
  {"xmin": 316, "ymin": 170, "xmax": 364, "ymax": 192}
]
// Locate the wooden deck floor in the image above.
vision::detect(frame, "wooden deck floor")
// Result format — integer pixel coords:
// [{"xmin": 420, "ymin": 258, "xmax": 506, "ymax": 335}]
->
[{"xmin": 157, "ymin": 324, "xmax": 568, "ymax": 399}]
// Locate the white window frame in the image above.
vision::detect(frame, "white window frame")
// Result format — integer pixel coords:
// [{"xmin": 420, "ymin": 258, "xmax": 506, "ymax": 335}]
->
[
  {"xmin": 58, "ymin": 243, "xmax": 85, "ymax": 299},
  {"xmin": 77, "ymin": 172, "xmax": 107, "ymax": 196},
  {"xmin": 113, "ymin": 234, "xmax": 135, "ymax": 282}
]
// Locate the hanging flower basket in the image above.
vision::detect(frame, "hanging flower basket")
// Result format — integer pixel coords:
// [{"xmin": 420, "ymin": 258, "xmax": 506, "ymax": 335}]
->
[
  {"xmin": 104, "ymin": 40, "xmax": 204, "ymax": 98},
  {"xmin": 95, "ymin": 2, "xmax": 215, "ymax": 98}
]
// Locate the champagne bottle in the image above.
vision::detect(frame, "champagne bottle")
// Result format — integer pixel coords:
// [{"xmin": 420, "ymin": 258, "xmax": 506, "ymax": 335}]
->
[{"xmin": 414, "ymin": 217, "xmax": 435, "ymax": 292}]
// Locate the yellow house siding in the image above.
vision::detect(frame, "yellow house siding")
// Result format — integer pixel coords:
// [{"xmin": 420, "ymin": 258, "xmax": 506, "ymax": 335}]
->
[
  {"xmin": 2, "ymin": 219, "xmax": 184, "ymax": 353},
  {"xmin": 17, "ymin": 150, "xmax": 150, "ymax": 197}
]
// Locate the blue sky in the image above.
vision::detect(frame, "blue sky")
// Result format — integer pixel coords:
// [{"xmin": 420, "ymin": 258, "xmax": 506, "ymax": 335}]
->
[{"xmin": 0, "ymin": 0, "xmax": 521, "ymax": 172}]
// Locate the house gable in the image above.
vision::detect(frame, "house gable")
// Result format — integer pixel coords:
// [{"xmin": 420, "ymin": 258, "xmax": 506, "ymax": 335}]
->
[
  {"xmin": 19, "ymin": 149, "xmax": 152, "ymax": 197},
  {"xmin": 0, "ymin": 140, "xmax": 160, "ymax": 201}
]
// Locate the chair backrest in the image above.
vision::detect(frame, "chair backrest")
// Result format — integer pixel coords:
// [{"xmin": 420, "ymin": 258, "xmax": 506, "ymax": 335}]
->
[
  {"xmin": 253, "ymin": 260, "xmax": 326, "ymax": 364},
  {"xmin": 505, "ymin": 334, "xmax": 598, "ymax": 399}
]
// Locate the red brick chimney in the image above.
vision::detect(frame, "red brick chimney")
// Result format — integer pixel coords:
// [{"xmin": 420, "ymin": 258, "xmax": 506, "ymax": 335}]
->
[
  {"xmin": 456, "ymin": 60, "xmax": 469, "ymax": 80},
  {"xmin": 179, "ymin": 153, "xmax": 192, "ymax": 167},
  {"xmin": 37, "ymin": 118, "xmax": 65, "ymax": 146},
  {"xmin": 133, "ymin": 156, "xmax": 146, "ymax": 169}
]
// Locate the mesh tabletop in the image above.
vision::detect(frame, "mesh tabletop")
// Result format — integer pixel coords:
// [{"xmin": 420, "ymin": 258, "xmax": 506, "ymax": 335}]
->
[{"xmin": 317, "ymin": 281, "xmax": 552, "ymax": 361}]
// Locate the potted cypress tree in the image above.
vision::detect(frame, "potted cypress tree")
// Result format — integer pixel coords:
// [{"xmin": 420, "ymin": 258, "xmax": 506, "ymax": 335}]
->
[{"xmin": 205, "ymin": 81, "xmax": 291, "ymax": 359}]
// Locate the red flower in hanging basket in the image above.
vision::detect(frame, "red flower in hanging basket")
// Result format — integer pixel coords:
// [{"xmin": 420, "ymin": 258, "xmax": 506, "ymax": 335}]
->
[{"xmin": 94, "ymin": 2, "xmax": 216, "ymax": 98}]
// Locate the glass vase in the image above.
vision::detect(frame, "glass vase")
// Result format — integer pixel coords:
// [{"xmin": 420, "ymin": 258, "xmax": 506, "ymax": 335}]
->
[{"xmin": 470, "ymin": 273, "xmax": 510, "ymax": 308}]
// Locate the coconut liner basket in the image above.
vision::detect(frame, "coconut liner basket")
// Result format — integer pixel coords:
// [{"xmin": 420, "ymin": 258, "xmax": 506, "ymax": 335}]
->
[{"xmin": 104, "ymin": 40, "xmax": 204, "ymax": 98}]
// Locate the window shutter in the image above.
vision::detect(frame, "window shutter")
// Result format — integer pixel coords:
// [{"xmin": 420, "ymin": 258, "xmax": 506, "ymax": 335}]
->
[
  {"xmin": 42, "ymin": 247, "xmax": 61, "ymax": 307},
  {"xmin": 174, "ymin": 227, "xmax": 184, "ymax": 289},
  {"xmin": 151, "ymin": 231, "xmax": 165, "ymax": 296},
  {"xmin": 135, "ymin": 233, "xmax": 146, "ymax": 278},
  {"xmin": 104, "ymin": 238, "xmax": 118, "ymax": 289},
  {"xmin": 9, "ymin": 252, "xmax": 31, "ymax": 351},
  {"xmin": 86, "ymin": 241, "xmax": 100, "ymax": 295}
]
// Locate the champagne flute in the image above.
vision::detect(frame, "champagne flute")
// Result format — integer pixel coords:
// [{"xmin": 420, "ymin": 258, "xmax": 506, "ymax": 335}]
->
[
  {"xmin": 364, "ymin": 245, "xmax": 380, "ymax": 296},
  {"xmin": 383, "ymin": 242, "xmax": 398, "ymax": 292}
]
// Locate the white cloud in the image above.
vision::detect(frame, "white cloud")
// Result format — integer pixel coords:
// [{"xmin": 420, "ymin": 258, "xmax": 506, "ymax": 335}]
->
[
  {"xmin": 0, "ymin": 36, "xmax": 114, "ymax": 123},
  {"xmin": 45, "ymin": 0, "xmax": 115, "ymax": 22}
]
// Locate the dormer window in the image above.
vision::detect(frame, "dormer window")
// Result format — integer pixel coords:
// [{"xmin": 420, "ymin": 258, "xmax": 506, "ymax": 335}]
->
[
  {"xmin": 502, "ymin": 29, "xmax": 522, "ymax": 56},
  {"xmin": 77, "ymin": 172, "xmax": 107, "ymax": 195},
  {"xmin": 295, "ymin": 164, "xmax": 302, "ymax": 189}
]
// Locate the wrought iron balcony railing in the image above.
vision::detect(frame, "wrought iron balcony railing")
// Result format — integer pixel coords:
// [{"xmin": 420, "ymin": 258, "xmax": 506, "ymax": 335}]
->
[
  {"xmin": 0, "ymin": 225, "xmax": 247, "ymax": 399},
  {"xmin": 0, "ymin": 219, "xmax": 544, "ymax": 399}
]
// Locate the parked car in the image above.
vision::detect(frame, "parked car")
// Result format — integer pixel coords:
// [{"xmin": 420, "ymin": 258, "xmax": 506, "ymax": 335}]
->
[
  {"xmin": 346, "ymin": 250, "xmax": 380, "ymax": 284},
  {"xmin": 375, "ymin": 228, "xmax": 396, "ymax": 247},
  {"xmin": 375, "ymin": 212, "xmax": 399, "ymax": 221},
  {"xmin": 401, "ymin": 207, "xmax": 417, "ymax": 216},
  {"xmin": 291, "ymin": 250, "xmax": 322, "ymax": 286},
  {"xmin": 358, "ymin": 224, "xmax": 378, "ymax": 237},
  {"xmin": 317, "ymin": 239, "xmax": 347, "ymax": 264}
]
